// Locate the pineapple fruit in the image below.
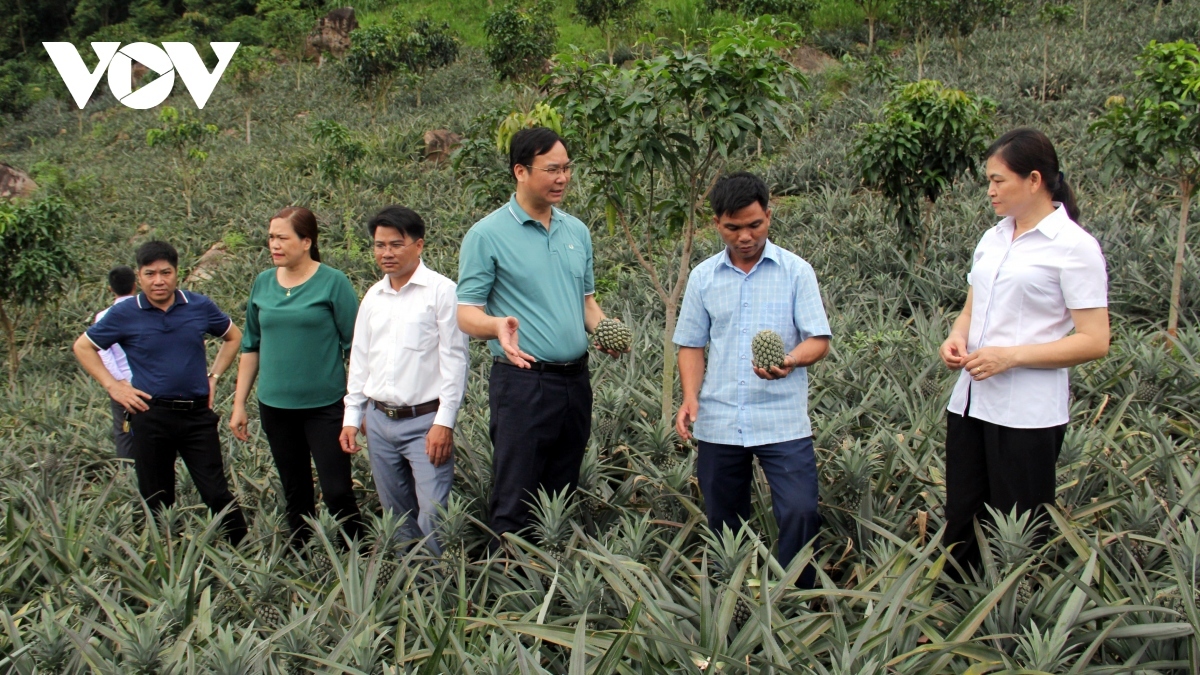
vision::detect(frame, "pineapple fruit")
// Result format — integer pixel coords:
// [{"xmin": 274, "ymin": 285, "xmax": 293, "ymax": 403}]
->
[
  {"xmin": 751, "ymin": 330, "xmax": 786, "ymax": 370},
  {"xmin": 594, "ymin": 318, "xmax": 633, "ymax": 353}
]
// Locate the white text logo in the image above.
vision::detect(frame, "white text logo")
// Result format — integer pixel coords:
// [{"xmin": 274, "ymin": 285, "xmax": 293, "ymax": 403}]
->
[{"xmin": 43, "ymin": 42, "xmax": 239, "ymax": 110}]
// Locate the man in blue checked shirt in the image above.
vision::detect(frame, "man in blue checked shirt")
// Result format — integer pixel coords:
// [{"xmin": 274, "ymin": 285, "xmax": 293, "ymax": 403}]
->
[{"xmin": 674, "ymin": 171, "xmax": 831, "ymax": 589}]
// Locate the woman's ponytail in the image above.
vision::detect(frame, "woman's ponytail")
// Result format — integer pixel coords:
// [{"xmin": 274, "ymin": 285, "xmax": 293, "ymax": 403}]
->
[{"xmin": 1051, "ymin": 171, "xmax": 1080, "ymax": 223}]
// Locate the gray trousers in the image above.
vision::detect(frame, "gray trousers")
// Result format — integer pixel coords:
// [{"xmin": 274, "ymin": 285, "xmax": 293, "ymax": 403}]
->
[
  {"xmin": 366, "ymin": 405, "xmax": 454, "ymax": 554},
  {"xmin": 110, "ymin": 399, "xmax": 134, "ymax": 460}
]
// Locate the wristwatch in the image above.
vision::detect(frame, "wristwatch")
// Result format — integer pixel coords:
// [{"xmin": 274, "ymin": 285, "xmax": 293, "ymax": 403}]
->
[{"xmin": 207, "ymin": 371, "xmax": 221, "ymax": 380}]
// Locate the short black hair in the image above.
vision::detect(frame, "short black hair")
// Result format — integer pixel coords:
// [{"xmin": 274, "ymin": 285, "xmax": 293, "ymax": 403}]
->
[
  {"xmin": 710, "ymin": 171, "xmax": 770, "ymax": 218},
  {"xmin": 367, "ymin": 205, "xmax": 425, "ymax": 241},
  {"xmin": 135, "ymin": 240, "xmax": 179, "ymax": 269},
  {"xmin": 509, "ymin": 127, "xmax": 567, "ymax": 177},
  {"xmin": 107, "ymin": 265, "xmax": 136, "ymax": 295}
]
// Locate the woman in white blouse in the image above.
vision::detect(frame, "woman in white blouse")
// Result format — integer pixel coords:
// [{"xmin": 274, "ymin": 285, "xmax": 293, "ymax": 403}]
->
[{"xmin": 938, "ymin": 128, "xmax": 1110, "ymax": 578}]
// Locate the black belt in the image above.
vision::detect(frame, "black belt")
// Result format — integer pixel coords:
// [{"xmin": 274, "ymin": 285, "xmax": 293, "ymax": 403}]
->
[
  {"xmin": 373, "ymin": 399, "xmax": 439, "ymax": 420},
  {"xmin": 148, "ymin": 398, "xmax": 207, "ymax": 411},
  {"xmin": 494, "ymin": 354, "xmax": 588, "ymax": 375}
]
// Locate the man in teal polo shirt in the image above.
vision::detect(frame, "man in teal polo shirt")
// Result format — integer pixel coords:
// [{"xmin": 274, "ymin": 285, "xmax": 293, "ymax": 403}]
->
[{"xmin": 457, "ymin": 126, "xmax": 624, "ymax": 545}]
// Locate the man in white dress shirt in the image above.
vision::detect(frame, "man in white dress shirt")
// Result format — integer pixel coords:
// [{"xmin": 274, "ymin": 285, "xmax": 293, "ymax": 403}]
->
[
  {"xmin": 95, "ymin": 265, "xmax": 137, "ymax": 459},
  {"xmin": 340, "ymin": 206, "xmax": 469, "ymax": 553}
]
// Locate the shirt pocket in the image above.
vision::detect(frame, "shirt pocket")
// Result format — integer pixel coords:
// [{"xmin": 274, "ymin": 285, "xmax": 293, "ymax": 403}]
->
[
  {"xmin": 563, "ymin": 244, "xmax": 586, "ymax": 279},
  {"xmin": 760, "ymin": 300, "xmax": 795, "ymax": 340},
  {"xmin": 401, "ymin": 310, "xmax": 438, "ymax": 351}
]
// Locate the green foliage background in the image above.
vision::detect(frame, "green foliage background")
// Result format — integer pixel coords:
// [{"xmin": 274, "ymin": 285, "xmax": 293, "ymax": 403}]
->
[{"xmin": 0, "ymin": 0, "xmax": 1198, "ymax": 672}]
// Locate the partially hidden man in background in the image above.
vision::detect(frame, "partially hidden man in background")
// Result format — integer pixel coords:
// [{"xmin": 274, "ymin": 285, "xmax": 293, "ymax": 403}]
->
[
  {"xmin": 674, "ymin": 172, "xmax": 831, "ymax": 589},
  {"xmin": 93, "ymin": 265, "xmax": 136, "ymax": 460},
  {"xmin": 73, "ymin": 241, "xmax": 248, "ymax": 545},
  {"xmin": 340, "ymin": 206, "xmax": 469, "ymax": 554},
  {"xmin": 456, "ymin": 126, "xmax": 626, "ymax": 548}
]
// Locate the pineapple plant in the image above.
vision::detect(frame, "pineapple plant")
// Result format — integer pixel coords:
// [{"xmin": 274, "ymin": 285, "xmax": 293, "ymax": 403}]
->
[
  {"xmin": 751, "ymin": 329, "xmax": 786, "ymax": 370},
  {"xmin": 594, "ymin": 317, "xmax": 633, "ymax": 353},
  {"xmin": 246, "ymin": 570, "xmax": 285, "ymax": 629},
  {"xmin": 561, "ymin": 560, "xmax": 607, "ymax": 628},
  {"xmin": 530, "ymin": 488, "xmax": 577, "ymax": 565},
  {"xmin": 703, "ymin": 524, "xmax": 756, "ymax": 630},
  {"xmin": 591, "ymin": 386, "xmax": 623, "ymax": 441},
  {"xmin": 437, "ymin": 493, "xmax": 473, "ymax": 564},
  {"xmin": 830, "ymin": 438, "xmax": 880, "ymax": 512}
]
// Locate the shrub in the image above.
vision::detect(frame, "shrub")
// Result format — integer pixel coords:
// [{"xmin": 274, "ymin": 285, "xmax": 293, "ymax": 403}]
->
[{"xmin": 484, "ymin": 0, "xmax": 558, "ymax": 82}]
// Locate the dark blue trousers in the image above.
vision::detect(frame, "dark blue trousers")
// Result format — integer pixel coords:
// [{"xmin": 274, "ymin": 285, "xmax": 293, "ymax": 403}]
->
[{"xmin": 697, "ymin": 436, "xmax": 821, "ymax": 588}]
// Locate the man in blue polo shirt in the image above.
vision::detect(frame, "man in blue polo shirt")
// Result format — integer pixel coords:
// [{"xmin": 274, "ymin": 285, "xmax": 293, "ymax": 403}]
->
[
  {"xmin": 457, "ymin": 126, "xmax": 625, "ymax": 546},
  {"xmin": 73, "ymin": 240, "xmax": 248, "ymax": 545},
  {"xmin": 674, "ymin": 172, "xmax": 831, "ymax": 589}
]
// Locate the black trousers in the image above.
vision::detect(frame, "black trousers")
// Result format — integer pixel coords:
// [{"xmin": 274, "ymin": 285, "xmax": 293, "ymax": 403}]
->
[
  {"xmin": 945, "ymin": 409, "xmax": 1065, "ymax": 578},
  {"xmin": 488, "ymin": 362, "xmax": 591, "ymax": 542},
  {"xmin": 129, "ymin": 405, "xmax": 248, "ymax": 545},
  {"xmin": 259, "ymin": 400, "xmax": 363, "ymax": 544},
  {"xmin": 110, "ymin": 399, "xmax": 134, "ymax": 460}
]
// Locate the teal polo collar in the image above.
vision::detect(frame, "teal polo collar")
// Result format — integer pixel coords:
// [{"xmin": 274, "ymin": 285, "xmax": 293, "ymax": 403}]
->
[{"xmin": 507, "ymin": 194, "xmax": 565, "ymax": 229}]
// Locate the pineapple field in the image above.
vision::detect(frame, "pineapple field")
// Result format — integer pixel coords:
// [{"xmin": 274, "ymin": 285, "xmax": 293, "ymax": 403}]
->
[{"xmin": 1, "ymin": 0, "xmax": 1200, "ymax": 672}]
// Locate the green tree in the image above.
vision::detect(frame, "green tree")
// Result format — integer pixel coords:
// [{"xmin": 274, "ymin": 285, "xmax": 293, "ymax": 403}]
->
[
  {"xmin": 346, "ymin": 23, "xmax": 406, "ymax": 115},
  {"xmin": 145, "ymin": 106, "xmax": 219, "ymax": 220},
  {"xmin": 893, "ymin": 0, "xmax": 943, "ymax": 79},
  {"xmin": 943, "ymin": 0, "xmax": 1002, "ymax": 67},
  {"xmin": 551, "ymin": 18, "xmax": 804, "ymax": 422},
  {"xmin": 0, "ymin": 197, "xmax": 75, "ymax": 380},
  {"xmin": 854, "ymin": 0, "xmax": 892, "ymax": 51},
  {"xmin": 1036, "ymin": 2, "xmax": 1074, "ymax": 102},
  {"xmin": 396, "ymin": 19, "xmax": 460, "ymax": 107},
  {"xmin": 1091, "ymin": 40, "xmax": 1200, "ymax": 338},
  {"xmin": 494, "ymin": 102, "xmax": 563, "ymax": 153},
  {"xmin": 485, "ymin": 0, "xmax": 558, "ymax": 82},
  {"xmin": 575, "ymin": 0, "xmax": 642, "ymax": 64},
  {"xmin": 226, "ymin": 45, "xmax": 274, "ymax": 144},
  {"xmin": 309, "ymin": 119, "xmax": 366, "ymax": 189},
  {"xmin": 853, "ymin": 79, "xmax": 995, "ymax": 264}
]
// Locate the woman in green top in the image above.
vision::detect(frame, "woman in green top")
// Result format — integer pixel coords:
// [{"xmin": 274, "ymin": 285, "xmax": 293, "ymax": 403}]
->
[{"xmin": 230, "ymin": 206, "xmax": 363, "ymax": 544}]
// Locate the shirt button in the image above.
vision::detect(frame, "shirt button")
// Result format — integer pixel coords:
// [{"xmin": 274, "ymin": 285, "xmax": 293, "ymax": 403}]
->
[
  {"xmin": 740, "ymin": 354, "xmax": 746, "ymax": 359},
  {"xmin": 743, "ymin": 303, "xmax": 749, "ymax": 307},
  {"xmin": 742, "ymin": 328, "xmax": 747, "ymax": 333},
  {"xmin": 740, "ymin": 380, "xmax": 745, "ymax": 385},
  {"xmin": 738, "ymin": 428, "xmax": 742, "ymax": 433}
]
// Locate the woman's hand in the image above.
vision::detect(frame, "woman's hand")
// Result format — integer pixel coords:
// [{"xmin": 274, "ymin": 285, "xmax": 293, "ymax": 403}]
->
[
  {"xmin": 229, "ymin": 404, "xmax": 250, "ymax": 441},
  {"xmin": 940, "ymin": 334, "xmax": 968, "ymax": 370},
  {"xmin": 961, "ymin": 346, "xmax": 1018, "ymax": 381}
]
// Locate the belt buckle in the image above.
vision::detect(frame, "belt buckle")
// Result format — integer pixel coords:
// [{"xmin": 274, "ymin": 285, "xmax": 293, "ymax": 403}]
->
[{"xmin": 385, "ymin": 407, "xmax": 398, "ymax": 420}]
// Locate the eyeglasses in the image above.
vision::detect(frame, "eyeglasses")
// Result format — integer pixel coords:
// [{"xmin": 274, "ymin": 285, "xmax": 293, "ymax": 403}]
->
[
  {"xmin": 374, "ymin": 240, "xmax": 419, "ymax": 252},
  {"xmin": 526, "ymin": 163, "xmax": 575, "ymax": 178}
]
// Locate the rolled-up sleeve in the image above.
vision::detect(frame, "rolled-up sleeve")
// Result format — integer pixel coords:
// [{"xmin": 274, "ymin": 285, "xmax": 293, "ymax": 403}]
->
[
  {"xmin": 434, "ymin": 282, "xmax": 470, "ymax": 429},
  {"xmin": 1060, "ymin": 238, "xmax": 1108, "ymax": 309},
  {"xmin": 673, "ymin": 267, "xmax": 710, "ymax": 348},
  {"xmin": 793, "ymin": 263, "xmax": 831, "ymax": 340},
  {"xmin": 456, "ymin": 228, "xmax": 494, "ymax": 306}
]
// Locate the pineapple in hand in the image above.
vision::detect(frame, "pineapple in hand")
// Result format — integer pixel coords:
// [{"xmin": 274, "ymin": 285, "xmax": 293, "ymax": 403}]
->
[
  {"xmin": 593, "ymin": 317, "xmax": 633, "ymax": 356},
  {"xmin": 752, "ymin": 330, "xmax": 791, "ymax": 379}
]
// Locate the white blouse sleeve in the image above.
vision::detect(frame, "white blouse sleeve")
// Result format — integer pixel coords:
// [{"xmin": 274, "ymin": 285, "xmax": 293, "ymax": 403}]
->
[{"xmin": 1060, "ymin": 235, "xmax": 1108, "ymax": 309}]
